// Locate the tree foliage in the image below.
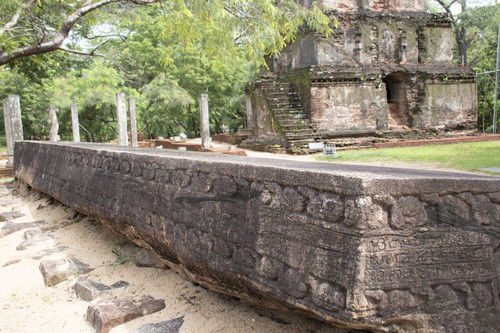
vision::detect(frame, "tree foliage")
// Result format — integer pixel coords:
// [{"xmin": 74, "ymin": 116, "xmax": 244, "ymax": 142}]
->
[
  {"xmin": 464, "ymin": 4, "xmax": 500, "ymax": 132},
  {"xmin": 0, "ymin": 0, "xmax": 160, "ymax": 66}
]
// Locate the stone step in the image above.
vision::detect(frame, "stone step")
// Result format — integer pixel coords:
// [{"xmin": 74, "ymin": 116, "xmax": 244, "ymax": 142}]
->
[
  {"xmin": 275, "ymin": 113, "xmax": 307, "ymax": 118},
  {"xmin": 284, "ymin": 129, "xmax": 317, "ymax": 135},
  {"xmin": 262, "ymin": 87, "xmax": 294, "ymax": 92},
  {"xmin": 262, "ymin": 86, "xmax": 294, "ymax": 92},
  {"xmin": 285, "ymin": 133, "xmax": 318, "ymax": 140},
  {"xmin": 269, "ymin": 103, "xmax": 303, "ymax": 108},
  {"xmin": 273, "ymin": 110, "xmax": 305, "ymax": 116},
  {"xmin": 282, "ymin": 125, "xmax": 312, "ymax": 130},
  {"xmin": 268, "ymin": 98, "xmax": 301, "ymax": 103},
  {"xmin": 260, "ymin": 82, "xmax": 293, "ymax": 87},
  {"xmin": 266, "ymin": 91, "xmax": 298, "ymax": 96},
  {"xmin": 286, "ymin": 139, "xmax": 317, "ymax": 148},
  {"xmin": 279, "ymin": 119, "xmax": 310, "ymax": 126}
]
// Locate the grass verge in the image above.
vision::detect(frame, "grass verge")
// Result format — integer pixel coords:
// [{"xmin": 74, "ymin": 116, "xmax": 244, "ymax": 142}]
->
[{"xmin": 316, "ymin": 141, "xmax": 500, "ymax": 174}]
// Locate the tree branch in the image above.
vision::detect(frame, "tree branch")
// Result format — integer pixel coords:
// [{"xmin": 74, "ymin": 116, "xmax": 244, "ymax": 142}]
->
[
  {"xmin": 0, "ymin": 0, "xmax": 36, "ymax": 36},
  {"xmin": 0, "ymin": 0, "xmax": 160, "ymax": 66},
  {"xmin": 59, "ymin": 47, "xmax": 105, "ymax": 57}
]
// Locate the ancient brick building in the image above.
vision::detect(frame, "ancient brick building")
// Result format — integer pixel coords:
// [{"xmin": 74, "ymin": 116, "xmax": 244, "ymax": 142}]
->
[{"xmin": 246, "ymin": 0, "xmax": 477, "ymax": 150}]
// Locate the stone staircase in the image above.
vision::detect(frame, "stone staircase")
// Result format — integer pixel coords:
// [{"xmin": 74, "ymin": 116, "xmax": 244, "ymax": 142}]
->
[{"xmin": 260, "ymin": 81, "xmax": 321, "ymax": 150}]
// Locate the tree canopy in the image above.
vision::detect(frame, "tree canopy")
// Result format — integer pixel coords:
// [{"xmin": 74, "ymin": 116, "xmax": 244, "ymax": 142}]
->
[{"xmin": 0, "ymin": 1, "xmax": 333, "ymax": 141}]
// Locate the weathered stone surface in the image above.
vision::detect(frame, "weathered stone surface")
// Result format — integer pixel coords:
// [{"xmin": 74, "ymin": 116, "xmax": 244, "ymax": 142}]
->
[
  {"xmin": 14, "ymin": 141, "xmax": 500, "ymax": 332},
  {"xmin": 73, "ymin": 279, "xmax": 112, "ymax": 301},
  {"xmin": 135, "ymin": 248, "xmax": 168, "ymax": 269},
  {"xmin": 87, "ymin": 295, "xmax": 165, "ymax": 333},
  {"xmin": 0, "ymin": 220, "xmax": 44, "ymax": 237},
  {"xmin": 128, "ymin": 316, "xmax": 184, "ymax": 333},
  {"xmin": 16, "ymin": 233, "xmax": 53, "ymax": 250},
  {"xmin": 389, "ymin": 196, "xmax": 427, "ymax": 229},
  {"xmin": 111, "ymin": 280, "xmax": 130, "ymax": 289},
  {"xmin": 39, "ymin": 258, "xmax": 94, "ymax": 287},
  {"xmin": 30, "ymin": 246, "xmax": 67, "ymax": 260},
  {"xmin": 0, "ymin": 210, "xmax": 25, "ymax": 221}
]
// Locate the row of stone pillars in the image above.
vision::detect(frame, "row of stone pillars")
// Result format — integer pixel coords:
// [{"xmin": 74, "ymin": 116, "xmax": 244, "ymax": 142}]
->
[
  {"xmin": 52, "ymin": 92, "xmax": 211, "ymax": 148},
  {"xmin": 43, "ymin": 94, "xmax": 139, "ymax": 148},
  {"xmin": 114, "ymin": 93, "xmax": 211, "ymax": 149},
  {"xmin": 3, "ymin": 92, "xmax": 212, "ymax": 162}
]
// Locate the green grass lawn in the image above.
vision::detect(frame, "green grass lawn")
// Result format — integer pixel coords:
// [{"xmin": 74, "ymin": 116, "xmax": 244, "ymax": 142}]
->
[{"xmin": 317, "ymin": 141, "xmax": 500, "ymax": 174}]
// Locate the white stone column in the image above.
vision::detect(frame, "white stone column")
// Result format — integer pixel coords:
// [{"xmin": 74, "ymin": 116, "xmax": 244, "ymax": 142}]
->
[
  {"xmin": 71, "ymin": 102, "xmax": 80, "ymax": 143},
  {"xmin": 48, "ymin": 104, "xmax": 59, "ymax": 142},
  {"xmin": 199, "ymin": 94, "xmax": 211, "ymax": 149},
  {"xmin": 128, "ymin": 98, "xmax": 138, "ymax": 148},
  {"xmin": 3, "ymin": 99, "xmax": 13, "ymax": 166},
  {"xmin": 245, "ymin": 94, "xmax": 254, "ymax": 129},
  {"xmin": 116, "ymin": 93, "xmax": 128, "ymax": 146},
  {"xmin": 10, "ymin": 96, "xmax": 23, "ymax": 145}
]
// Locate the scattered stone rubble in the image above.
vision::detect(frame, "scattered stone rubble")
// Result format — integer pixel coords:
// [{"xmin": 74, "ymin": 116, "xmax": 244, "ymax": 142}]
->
[{"xmin": 0, "ymin": 179, "xmax": 182, "ymax": 333}]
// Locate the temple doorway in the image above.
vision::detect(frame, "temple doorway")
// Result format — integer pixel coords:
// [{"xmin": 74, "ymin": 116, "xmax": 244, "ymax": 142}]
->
[{"xmin": 383, "ymin": 72, "xmax": 410, "ymax": 129}]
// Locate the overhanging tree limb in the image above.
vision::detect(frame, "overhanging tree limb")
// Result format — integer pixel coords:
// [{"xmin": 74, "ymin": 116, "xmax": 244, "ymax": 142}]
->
[
  {"xmin": 0, "ymin": 0, "xmax": 37, "ymax": 36},
  {"xmin": 0, "ymin": 0, "xmax": 160, "ymax": 66}
]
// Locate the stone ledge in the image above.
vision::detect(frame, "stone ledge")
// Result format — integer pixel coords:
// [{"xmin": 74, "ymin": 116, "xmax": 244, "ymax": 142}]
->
[{"xmin": 14, "ymin": 141, "xmax": 500, "ymax": 332}]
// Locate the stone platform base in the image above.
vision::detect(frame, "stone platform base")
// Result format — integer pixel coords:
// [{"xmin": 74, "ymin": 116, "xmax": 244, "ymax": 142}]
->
[{"xmin": 14, "ymin": 141, "xmax": 500, "ymax": 332}]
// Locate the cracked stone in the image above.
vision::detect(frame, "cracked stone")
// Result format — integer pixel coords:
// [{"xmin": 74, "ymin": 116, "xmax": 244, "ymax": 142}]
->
[
  {"xmin": 135, "ymin": 249, "xmax": 168, "ymax": 269},
  {"xmin": 0, "ymin": 220, "xmax": 45, "ymax": 238},
  {"xmin": 74, "ymin": 279, "xmax": 112, "ymax": 301},
  {"xmin": 16, "ymin": 233, "xmax": 53, "ymax": 250},
  {"xmin": 128, "ymin": 316, "xmax": 184, "ymax": 333},
  {"xmin": 39, "ymin": 258, "xmax": 94, "ymax": 287},
  {"xmin": 0, "ymin": 211, "xmax": 26, "ymax": 222},
  {"xmin": 87, "ymin": 295, "xmax": 166, "ymax": 333}
]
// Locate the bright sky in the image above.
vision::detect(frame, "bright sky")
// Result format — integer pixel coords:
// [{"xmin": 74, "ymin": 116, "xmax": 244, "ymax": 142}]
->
[{"xmin": 429, "ymin": 0, "xmax": 498, "ymax": 14}]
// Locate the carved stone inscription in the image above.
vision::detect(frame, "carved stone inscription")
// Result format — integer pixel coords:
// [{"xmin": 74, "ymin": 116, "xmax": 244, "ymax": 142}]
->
[{"xmin": 364, "ymin": 231, "xmax": 493, "ymax": 288}]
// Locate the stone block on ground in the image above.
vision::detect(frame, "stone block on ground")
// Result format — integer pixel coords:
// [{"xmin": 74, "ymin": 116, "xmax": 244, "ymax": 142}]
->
[
  {"xmin": 2, "ymin": 259, "xmax": 21, "ymax": 267},
  {"xmin": 135, "ymin": 249, "xmax": 168, "ymax": 269},
  {"xmin": 0, "ymin": 220, "xmax": 44, "ymax": 237},
  {"xmin": 16, "ymin": 233, "xmax": 53, "ymax": 250},
  {"xmin": 24, "ymin": 228, "xmax": 44, "ymax": 239},
  {"xmin": 39, "ymin": 258, "xmax": 94, "ymax": 287},
  {"xmin": 73, "ymin": 279, "xmax": 112, "ymax": 301},
  {"xmin": 128, "ymin": 316, "xmax": 184, "ymax": 333},
  {"xmin": 0, "ymin": 210, "xmax": 25, "ymax": 221},
  {"xmin": 87, "ymin": 295, "xmax": 166, "ymax": 333},
  {"xmin": 30, "ymin": 246, "xmax": 67, "ymax": 260},
  {"xmin": 111, "ymin": 280, "xmax": 130, "ymax": 289}
]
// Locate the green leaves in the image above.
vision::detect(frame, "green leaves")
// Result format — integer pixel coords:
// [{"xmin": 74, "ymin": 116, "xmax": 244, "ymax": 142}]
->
[{"xmin": 2, "ymin": 0, "xmax": 334, "ymax": 141}]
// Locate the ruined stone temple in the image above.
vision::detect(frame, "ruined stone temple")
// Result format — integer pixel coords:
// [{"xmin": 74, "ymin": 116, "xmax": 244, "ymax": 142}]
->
[{"xmin": 246, "ymin": 0, "xmax": 478, "ymax": 150}]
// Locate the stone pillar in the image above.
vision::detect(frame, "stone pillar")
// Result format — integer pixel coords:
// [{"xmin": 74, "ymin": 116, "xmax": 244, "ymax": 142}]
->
[
  {"xmin": 9, "ymin": 96, "xmax": 23, "ymax": 145},
  {"xmin": 245, "ymin": 94, "xmax": 254, "ymax": 129},
  {"xmin": 128, "ymin": 98, "xmax": 138, "ymax": 148},
  {"xmin": 71, "ymin": 102, "xmax": 80, "ymax": 143},
  {"xmin": 116, "ymin": 93, "xmax": 128, "ymax": 146},
  {"xmin": 47, "ymin": 104, "xmax": 59, "ymax": 142},
  {"xmin": 2, "ymin": 99, "xmax": 13, "ymax": 166},
  {"xmin": 199, "ymin": 94, "xmax": 210, "ymax": 149}
]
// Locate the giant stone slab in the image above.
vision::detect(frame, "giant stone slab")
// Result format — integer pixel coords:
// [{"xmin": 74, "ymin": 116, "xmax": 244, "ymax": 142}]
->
[{"xmin": 14, "ymin": 141, "xmax": 500, "ymax": 332}]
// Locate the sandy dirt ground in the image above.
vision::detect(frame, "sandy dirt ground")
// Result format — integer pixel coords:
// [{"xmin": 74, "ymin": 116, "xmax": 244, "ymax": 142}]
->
[{"xmin": 0, "ymin": 180, "xmax": 355, "ymax": 333}]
